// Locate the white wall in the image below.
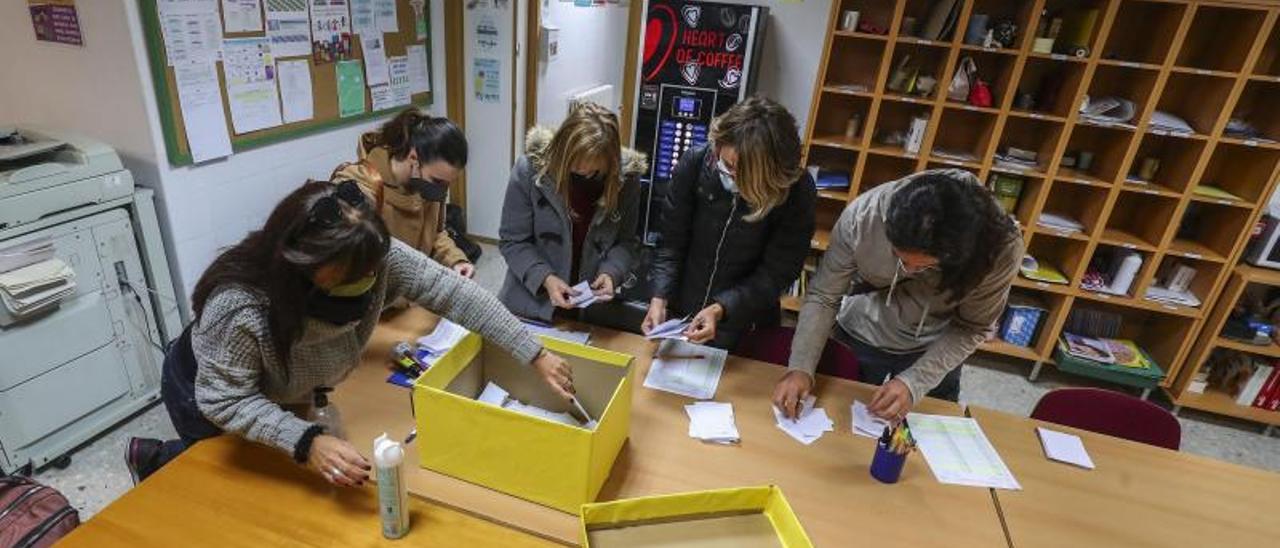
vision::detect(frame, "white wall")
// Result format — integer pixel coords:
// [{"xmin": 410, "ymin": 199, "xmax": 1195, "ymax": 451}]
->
[
  {"xmin": 535, "ymin": 0, "xmax": 631, "ymax": 125},
  {"xmin": 1, "ymin": 0, "xmax": 449, "ymax": 315}
]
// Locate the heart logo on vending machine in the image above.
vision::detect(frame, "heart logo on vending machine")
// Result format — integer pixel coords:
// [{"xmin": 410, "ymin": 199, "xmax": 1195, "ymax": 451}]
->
[
  {"xmin": 682, "ymin": 5, "xmax": 701, "ymax": 28},
  {"xmin": 719, "ymin": 67, "xmax": 741, "ymax": 90},
  {"xmin": 681, "ymin": 62, "xmax": 702, "ymax": 85},
  {"xmin": 725, "ymin": 33, "xmax": 743, "ymax": 52}
]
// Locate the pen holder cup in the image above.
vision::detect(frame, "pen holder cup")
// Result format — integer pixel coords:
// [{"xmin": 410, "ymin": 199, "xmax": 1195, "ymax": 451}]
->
[{"xmin": 870, "ymin": 441, "xmax": 908, "ymax": 484}]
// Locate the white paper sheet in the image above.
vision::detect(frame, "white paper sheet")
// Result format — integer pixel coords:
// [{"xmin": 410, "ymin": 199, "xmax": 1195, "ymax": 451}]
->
[
  {"xmin": 173, "ymin": 62, "xmax": 233, "ymax": 163},
  {"xmin": 370, "ymin": 84, "xmax": 394, "ymax": 112},
  {"xmin": 643, "ymin": 340, "xmax": 726, "ymax": 400},
  {"xmin": 475, "ymin": 381, "xmax": 593, "ymax": 429},
  {"xmin": 361, "ymin": 35, "xmax": 390, "ymax": 86},
  {"xmin": 772, "ymin": 396, "xmax": 835, "ymax": 445},
  {"xmin": 908, "ymin": 413, "xmax": 1021, "ymax": 490},
  {"xmin": 0, "ymin": 237, "xmax": 54, "ymax": 276},
  {"xmin": 685, "ymin": 402, "xmax": 739, "ymax": 444},
  {"xmin": 159, "ymin": 9, "xmax": 223, "ymax": 66},
  {"xmin": 852, "ymin": 400, "xmax": 892, "ymax": 439},
  {"xmin": 416, "ymin": 318, "xmax": 469, "ymax": 354},
  {"xmin": 265, "ymin": 0, "xmax": 312, "ymax": 58},
  {"xmin": 276, "ymin": 59, "xmax": 313, "ymax": 123},
  {"xmin": 221, "ymin": 0, "xmax": 264, "ymax": 32},
  {"xmin": 477, "ymin": 382, "xmax": 509, "ymax": 406},
  {"xmin": 567, "ymin": 280, "xmax": 598, "ymax": 308},
  {"xmin": 388, "ymin": 55, "xmax": 411, "ymax": 107},
  {"xmin": 406, "ymin": 44, "xmax": 431, "ymax": 94},
  {"xmin": 350, "ymin": 0, "xmax": 377, "ymax": 35},
  {"xmin": 159, "ymin": 0, "xmax": 218, "ymax": 15},
  {"xmin": 222, "ymin": 37, "xmax": 283, "ymax": 134},
  {"xmin": 1036, "ymin": 427, "xmax": 1095, "ymax": 470},
  {"xmin": 644, "ymin": 318, "xmax": 690, "ymax": 341},
  {"xmin": 521, "ymin": 322, "xmax": 591, "ymax": 345},
  {"xmin": 375, "ymin": 0, "xmax": 398, "ymax": 32}
]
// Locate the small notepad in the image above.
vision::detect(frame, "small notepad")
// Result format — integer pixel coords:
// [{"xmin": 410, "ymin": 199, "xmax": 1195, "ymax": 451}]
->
[{"xmin": 1036, "ymin": 427, "xmax": 1095, "ymax": 470}]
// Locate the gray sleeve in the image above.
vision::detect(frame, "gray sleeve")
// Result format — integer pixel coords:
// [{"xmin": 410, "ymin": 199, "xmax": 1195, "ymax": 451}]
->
[
  {"xmin": 498, "ymin": 157, "xmax": 555, "ymax": 295},
  {"xmin": 193, "ymin": 307, "xmax": 315, "ymax": 455},
  {"xmin": 787, "ymin": 203, "xmax": 861, "ymax": 377},
  {"xmin": 596, "ymin": 177, "xmax": 642, "ymax": 284},
  {"xmin": 385, "ymin": 239, "xmax": 544, "ymax": 364}
]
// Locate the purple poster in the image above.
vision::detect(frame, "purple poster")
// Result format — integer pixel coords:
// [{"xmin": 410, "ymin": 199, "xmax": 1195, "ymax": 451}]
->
[{"xmin": 29, "ymin": 2, "xmax": 83, "ymax": 46}]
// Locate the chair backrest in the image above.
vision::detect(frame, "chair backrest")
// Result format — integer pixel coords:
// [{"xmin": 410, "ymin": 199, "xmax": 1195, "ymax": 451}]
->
[
  {"xmin": 731, "ymin": 326, "xmax": 860, "ymax": 382},
  {"xmin": 1030, "ymin": 387, "xmax": 1181, "ymax": 450}
]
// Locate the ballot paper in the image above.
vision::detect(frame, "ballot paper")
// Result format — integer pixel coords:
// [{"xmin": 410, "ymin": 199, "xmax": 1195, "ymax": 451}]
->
[
  {"xmin": 568, "ymin": 281, "xmax": 598, "ymax": 308},
  {"xmin": 643, "ymin": 340, "xmax": 727, "ymax": 400},
  {"xmin": 685, "ymin": 402, "xmax": 740, "ymax": 445},
  {"xmin": 852, "ymin": 400, "xmax": 892, "ymax": 439},
  {"xmin": 1036, "ymin": 427, "xmax": 1095, "ymax": 470},
  {"xmin": 475, "ymin": 381, "xmax": 595, "ymax": 429},
  {"xmin": 908, "ymin": 413, "xmax": 1021, "ymax": 490},
  {"xmin": 772, "ymin": 395, "xmax": 835, "ymax": 445},
  {"xmin": 644, "ymin": 317, "xmax": 691, "ymax": 341},
  {"xmin": 521, "ymin": 322, "xmax": 591, "ymax": 345},
  {"xmin": 416, "ymin": 319, "xmax": 469, "ymax": 354}
]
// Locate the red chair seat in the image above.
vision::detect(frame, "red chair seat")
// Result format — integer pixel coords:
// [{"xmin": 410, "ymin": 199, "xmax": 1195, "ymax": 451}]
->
[
  {"xmin": 732, "ymin": 326, "xmax": 860, "ymax": 382},
  {"xmin": 1030, "ymin": 387, "xmax": 1181, "ymax": 450}
]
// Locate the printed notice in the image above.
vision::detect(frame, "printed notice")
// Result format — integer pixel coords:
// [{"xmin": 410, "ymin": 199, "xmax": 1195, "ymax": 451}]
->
[
  {"xmin": 173, "ymin": 62, "xmax": 233, "ymax": 163},
  {"xmin": 276, "ymin": 59, "xmax": 314, "ymax": 123},
  {"xmin": 222, "ymin": 37, "xmax": 283, "ymax": 134}
]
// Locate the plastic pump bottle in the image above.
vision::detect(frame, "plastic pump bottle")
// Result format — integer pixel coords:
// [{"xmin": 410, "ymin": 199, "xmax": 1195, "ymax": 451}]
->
[
  {"xmin": 374, "ymin": 433, "xmax": 409, "ymax": 539},
  {"xmin": 308, "ymin": 387, "xmax": 345, "ymax": 440}
]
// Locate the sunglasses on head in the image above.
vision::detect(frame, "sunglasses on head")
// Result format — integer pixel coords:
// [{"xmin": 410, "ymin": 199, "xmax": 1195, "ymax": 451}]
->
[{"xmin": 309, "ymin": 181, "xmax": 367, "ymax": 228}]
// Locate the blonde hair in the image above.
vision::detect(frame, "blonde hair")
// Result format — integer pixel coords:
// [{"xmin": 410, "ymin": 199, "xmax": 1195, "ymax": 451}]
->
[
  {"xmin": 710, "ymin": 97, "xmax": 804, "ymax": 222},
  {"xmin": 540, "ymin": 102, "xmax": 623, "ymax": 215}
]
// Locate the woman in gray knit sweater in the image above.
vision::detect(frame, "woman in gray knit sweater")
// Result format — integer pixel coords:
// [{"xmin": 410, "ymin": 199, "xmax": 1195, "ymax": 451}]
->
[{"xmin": 125, "ymin": 181, "xmax": 573, "ymax": 487}]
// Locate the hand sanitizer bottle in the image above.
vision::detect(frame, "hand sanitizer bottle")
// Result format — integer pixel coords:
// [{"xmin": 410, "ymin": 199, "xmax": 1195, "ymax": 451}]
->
[{"xmin": 374, "ymin": 433, "xmax": 409, "ymax": 539}]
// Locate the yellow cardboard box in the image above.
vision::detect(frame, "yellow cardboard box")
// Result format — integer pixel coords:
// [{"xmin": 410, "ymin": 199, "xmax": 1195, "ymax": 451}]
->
[
  {"xmin": 580, "ymin": 485, "xmax": 813, "ymax": 547},
  {"xmin": 412, "ymin": 333, "xmax": 633, "ymax": 513}
]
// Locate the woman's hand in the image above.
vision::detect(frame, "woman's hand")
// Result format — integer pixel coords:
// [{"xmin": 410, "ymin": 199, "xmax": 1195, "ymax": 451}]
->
[
  {"xmin": 307, "ymin": 434, "xmax": 370, "ymax": 487},
  {"xmin": 543, "ymin": 275, "xmax": 577, "ymax": 309},
  {"xmin": 533, "ymin": 349, "xmax": 575, "ymax": 400},
  {"xmin": 641, "ymin": 298, "xmax": 667, "ymax": 334},
  {"xmin": 684, "ymin": 303, "xmax": 724, "ymax": 344},
  {"xmin": 771, "ymin": 370, "xmax": 814, "ymax": 420},
  {"xmin": 590, "ymin": 273, "xmax": 615, "ymax": 302},
  {"xmin": 868, "ymin": 378, "xmax": 913, "ymax": 422},
  {"xmin": 452, "ymin": 262, "xmax": 476, "ymax": 278}
]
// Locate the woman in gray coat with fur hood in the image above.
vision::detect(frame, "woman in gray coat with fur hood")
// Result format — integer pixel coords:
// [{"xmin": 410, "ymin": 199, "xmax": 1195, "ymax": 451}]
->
[{"xmin": 498, "ymin": 102, "xmax": 648, "ymax": 322}]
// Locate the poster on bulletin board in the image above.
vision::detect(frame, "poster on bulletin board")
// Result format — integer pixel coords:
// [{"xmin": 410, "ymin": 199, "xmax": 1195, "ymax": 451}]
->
[{"xmin": 139, "ymin": 0, "xmax": 434, "ymax": 166}]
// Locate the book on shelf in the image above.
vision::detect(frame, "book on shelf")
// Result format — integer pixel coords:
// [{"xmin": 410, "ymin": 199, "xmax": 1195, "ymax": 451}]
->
[
  {"xmin": 1193, "ymin": 185, "xmax": 1242, "ymax": 202},
  {"xmin": 1020, "ymin": 255, "xmax": 1069, "ymax": 284},
  {"xmin": 1236, "ymin": 363, "xmax": 1274, "ymax": 407},
  {"xmin": 1252, "ymin": 365, "xmax": 1280, "ymax": 410},
  {"xmin": 1060, "ymin": 334, "xmax": 1153, "ymax": 370},
  {"xmin": 989, "ymin": 173, "xmax": 1024, "ymax": 214}
]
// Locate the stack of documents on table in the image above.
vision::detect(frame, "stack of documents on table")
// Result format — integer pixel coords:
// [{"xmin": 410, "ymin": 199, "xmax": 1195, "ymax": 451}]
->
[
  {"xmin": 644, "ymin": 317, "xmax": 691, "ymax": 341},
  {"xmin": 1036, "ymin": 427, "xmax": 1095, "ymax": 469},
  {"xmin": 684, "ymin": 402, "xmax": 740, "ymax": 445},
  {"xmin": 852, "ymin": 400, "xmax": 892, "ymax": 438},
  {"xmin": 643, "ymin": 339, "xmax": 727, "ymax": 399},
  {"xmin": 521, "ymin": 321, "xmax": 591, "ymax": 345},
  {"xmin": 0, "ymin": 257, "xmax": 76, "ymax": 321},
  {"xmin": 907, "ymin": 413, "xmax": 1021, "ymax": 489},
  {"xmin": 417, "ymin": 319, "xmax": 469, "ymax": 355},
  {"xmin": 476, "ymin": 382, "xmax": 596, "ymax": 430},
  {"xmin": 568, "ymin": 281, "xmax": 598, "ymax": 308},
  {"xmin": 772, "ymin": 395, "xmax": 834, "ymax": 445}
]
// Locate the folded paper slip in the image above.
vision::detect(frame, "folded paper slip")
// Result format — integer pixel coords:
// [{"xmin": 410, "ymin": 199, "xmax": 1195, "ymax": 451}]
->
[{"xmin": 685, "ymin": 402, "xmax": 740, "ymax": 444}]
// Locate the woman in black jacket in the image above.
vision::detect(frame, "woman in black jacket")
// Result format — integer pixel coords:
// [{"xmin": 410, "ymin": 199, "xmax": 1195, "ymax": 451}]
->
[{"xmin": 642, "ymin": 97, "xmax": 816, "ymax": 349}]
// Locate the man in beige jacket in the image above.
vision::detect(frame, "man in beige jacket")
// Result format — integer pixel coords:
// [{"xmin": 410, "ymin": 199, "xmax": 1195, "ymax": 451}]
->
[{"xmin": 774, "ymin": 169, "xmax": 1024, "ymax": 421}]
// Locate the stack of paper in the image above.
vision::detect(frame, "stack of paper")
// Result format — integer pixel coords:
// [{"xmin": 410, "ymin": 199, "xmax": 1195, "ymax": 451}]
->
[
  {"xmin": 568, "ymin": 281, "xmax": 597, "ymax": 308},
  {"xmin": 0, "ymin": 258, "xmax": 76, "ymax": 320},
  {"xmin": 1149, "ymin": 110, "xmax": 1195, "ymax": 134},
  {"xmin": 1036, "ymin": 427, "xmax": 1095, "ymax": 469},
  {"xmin": 1144, "ymin": 286, "xmax": 1201, "ymax": 307},
  {"xmin": 852, "ymin": 400, "xmax": 892, "ymax": 438},
  {"xmin": 908, "ymin": 413, "xmax": 1021, "ymax": 490},
  {"xmin": 0, "ymin": 237, "xmax": 54, "ymax": 274},
  {"xmin": 645, "ymin": 318, "xmax": 691, "ymax": 341},
  {"xmin": 417, "ymin": 319, "xmax": 470, "ymax": 354},
  {"xmin": 1036, "ymin": 212, "xmax": 1085, "ymax": 233},
  {"xmin": 772, "ymin": 395, "xmax": 834, "ymax": 445},
  {"xmin": 522, "ymin": 321, "xmax": 591, "ymax": 345},
  {"xmin": 476, "ymin": 381, "xmax": 594, "ymax": 429},
  {"xmin": 643, "ymin": 340, "xmax": 727, "ymax": 399},
  {"xmin": 684, "ymin": 402, "xmax": 740, "ymax": 445}
]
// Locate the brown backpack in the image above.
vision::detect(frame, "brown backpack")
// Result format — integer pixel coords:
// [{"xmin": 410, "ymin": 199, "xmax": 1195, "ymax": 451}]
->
[{"xmin": 0, "ymin": 476, "xmax": 79, "ymax": 548}]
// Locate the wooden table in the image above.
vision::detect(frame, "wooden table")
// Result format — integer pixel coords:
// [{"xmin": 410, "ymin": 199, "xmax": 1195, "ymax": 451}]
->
[
  {"xmin": 333, "ymin": 308, "xmax": 1008, "ymax": 546},
  {"xmin": 58, "ymin": 436, "xmax": 556, "ymax": 547},
  {"xmin": 970, "ymin": 406, "xmax": 1280, "ymax": 548}
]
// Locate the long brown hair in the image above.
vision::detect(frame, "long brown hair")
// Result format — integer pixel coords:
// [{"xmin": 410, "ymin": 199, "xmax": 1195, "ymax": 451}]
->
[
  {"xmin": 710, "ymin": 96, "xmax": 804, "ymax": 222},
  {"xmin": 539, "ymin": 102, "xmax": 623, "ymax": 214},
  {"xmin": 192, "ymin": 181, "xmax": 391, "ymax": 359},
  {"xmin": 363, "ymin": 107, "xmax": 468, "ymax": 166}
]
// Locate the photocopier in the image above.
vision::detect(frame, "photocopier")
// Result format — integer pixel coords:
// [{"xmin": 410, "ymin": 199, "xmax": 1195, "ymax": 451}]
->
[{"xmin": 0, "ymin": 126, "xmax": 181, "ymax": 474}]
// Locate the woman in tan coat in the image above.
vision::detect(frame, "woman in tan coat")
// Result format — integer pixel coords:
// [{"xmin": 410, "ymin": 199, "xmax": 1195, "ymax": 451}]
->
[{"xmin": 332, "ymin": 108, "xmax": 474, "ymax": 278}]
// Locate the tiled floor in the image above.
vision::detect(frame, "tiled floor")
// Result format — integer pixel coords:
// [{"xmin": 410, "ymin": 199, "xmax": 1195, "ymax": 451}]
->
[{"xmin": 34, "ymin": 244, "xmax": 1280, "ymax": 520}]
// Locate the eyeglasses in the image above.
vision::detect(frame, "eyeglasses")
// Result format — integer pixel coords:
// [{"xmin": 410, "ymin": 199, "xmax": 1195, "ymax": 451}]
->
[{"xmin": 309, "ymin": 181, "xmax": 367, "ymax": 228}]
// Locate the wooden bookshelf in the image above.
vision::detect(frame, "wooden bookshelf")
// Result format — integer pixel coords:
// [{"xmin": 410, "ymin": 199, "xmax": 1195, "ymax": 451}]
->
[
  {"xmin": 1169, "ymin": 263, "xmax": 1280, "ymax": 427},
  {"xmin": 797, "ymin": 0, "xmax": 1280, "ymax": 395}
]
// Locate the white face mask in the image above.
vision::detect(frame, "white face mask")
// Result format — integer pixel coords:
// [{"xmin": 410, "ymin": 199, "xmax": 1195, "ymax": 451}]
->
[{"xmin": 716, "ymin": 158, "xmax": 738, "ymax": 194}]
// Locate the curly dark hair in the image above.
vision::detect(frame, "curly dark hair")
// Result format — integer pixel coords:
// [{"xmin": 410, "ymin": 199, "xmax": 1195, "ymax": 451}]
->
[{"xmin": 885, "ymin": 171, "xmax": 1019, "ymax": 302}]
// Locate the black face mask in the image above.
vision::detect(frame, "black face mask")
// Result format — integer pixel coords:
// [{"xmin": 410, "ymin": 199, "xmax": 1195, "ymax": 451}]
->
[
  {"xmin": 304, "ymin": 283, "xmax": 374, "ymax": 326},
  {"xmin": 570, "ymin": 172, "xmax": 605, "ymax": 188},
  {"xmin": 408, "ymin": 177, "xmax": 450, "ymax": 203}
]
